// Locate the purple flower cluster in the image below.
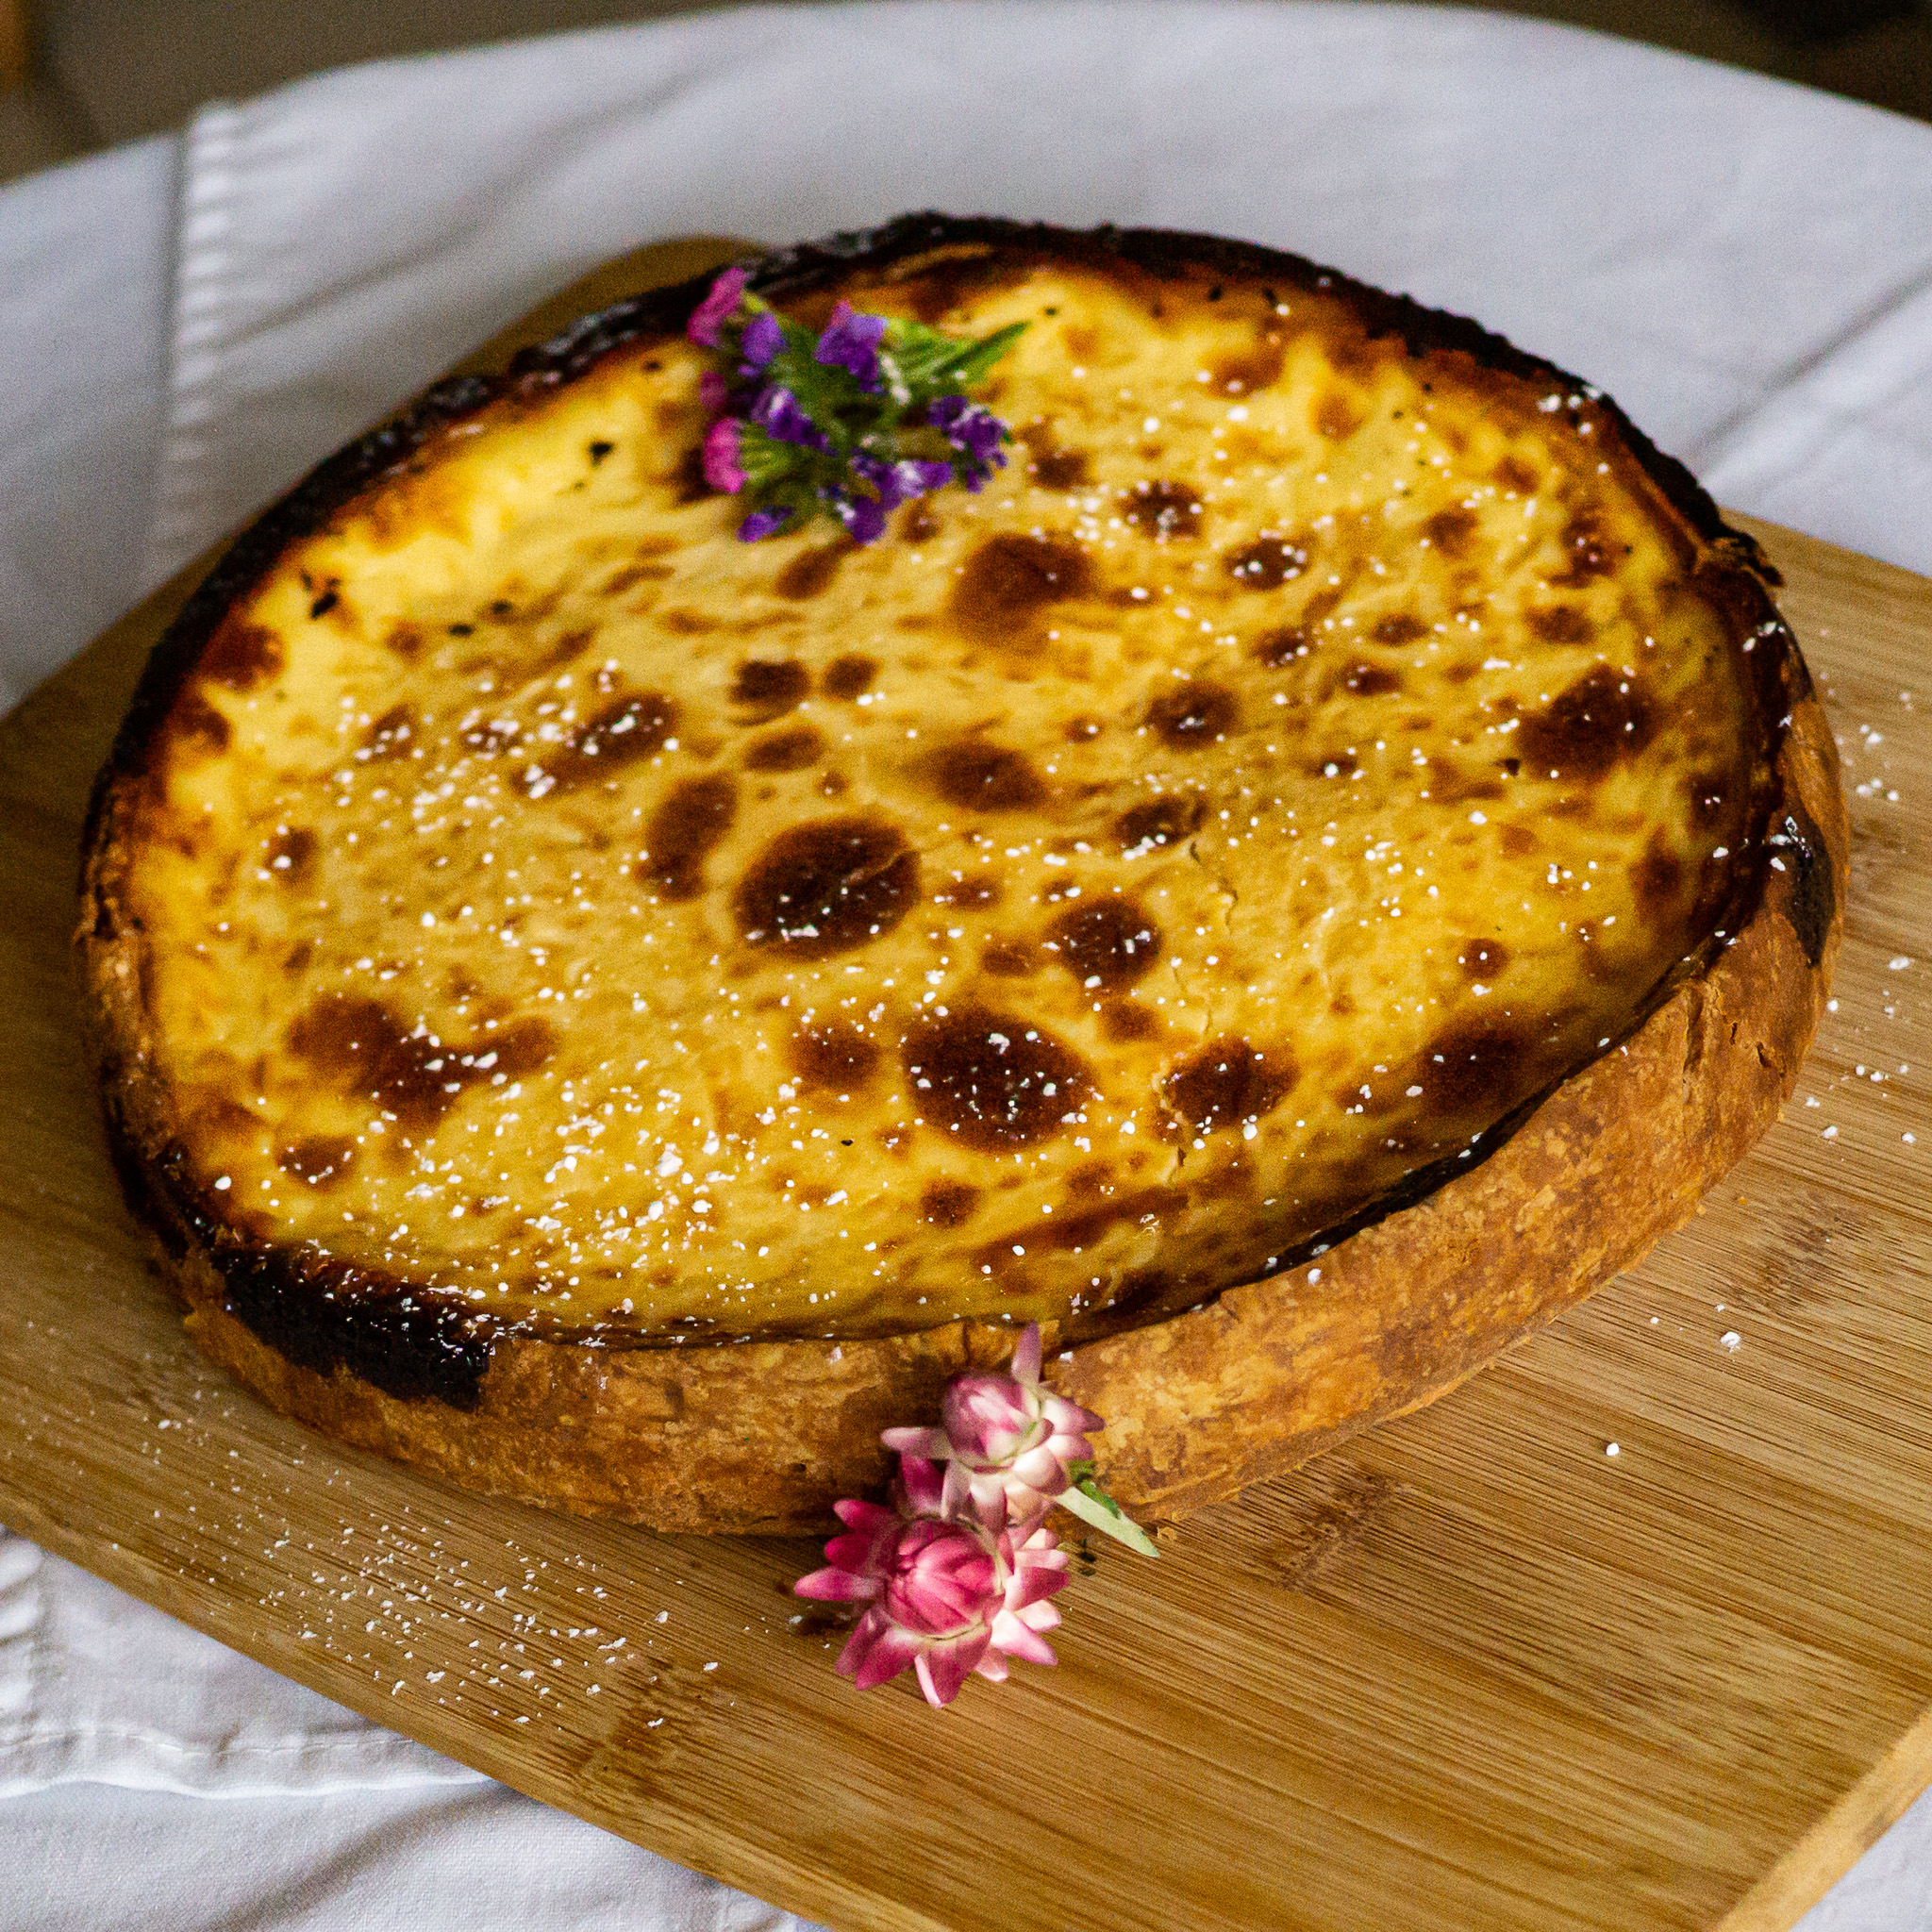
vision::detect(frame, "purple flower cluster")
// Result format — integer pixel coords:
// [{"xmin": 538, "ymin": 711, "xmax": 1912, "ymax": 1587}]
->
[
  {"xmin": 749, "ymin": 385, "xmax": 828, "ymax": 452},
  {"xmin": 925, "ymin": 393, "xmax": 1008, "ymax": 491},
  {"xmin": 683, "ymin": 269, "xmax": 1012, "ymax": 545},
  {"xmin": 838, "ymin": 454, "xmax": 956, "ymax": 543},
  {"xmin": 813, "ymin": 300, "xmax": 887, "ymax": 389}
]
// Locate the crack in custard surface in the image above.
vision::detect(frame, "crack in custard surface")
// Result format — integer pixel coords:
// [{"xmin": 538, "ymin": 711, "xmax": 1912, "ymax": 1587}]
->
[{"xmin": 123, "ymin": 253, "xmax": 1762, "ymax": 1344}]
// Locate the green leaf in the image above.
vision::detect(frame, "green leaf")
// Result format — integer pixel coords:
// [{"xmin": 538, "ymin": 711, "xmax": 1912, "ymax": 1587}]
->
[{"xmin": 1057, "ymin": 1479, "xmax": 1159, "ymax": 1557}]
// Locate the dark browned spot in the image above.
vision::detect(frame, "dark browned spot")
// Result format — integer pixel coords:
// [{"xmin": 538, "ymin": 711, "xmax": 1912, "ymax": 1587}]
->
[
  {"xmin": 639, "ymin": 773, "xmax": 737, "ymax": 901},
  {"xmin": 1314, "ymin": 391, "xmax": 1364, "ymax": 441},
  {"xmin": 1033, "ymin": 448, "xmax": 1090, "ymax": 490},
  {"xmin": 530, "ymin": 626, "xmax": 597, "ymax": 676},
  {"xmin": 529, "ymin": 691, "xmax": 677, "ymax": 793},
  {"xmin": 1400, "ymin": 1018, "xmax": 1537, "ymax": 1114},
  {"xmin": 1307, "ymin": 750, "xmax": 1360, "ymax": 779},
  {"xmin": 1341, "ymin": 660, "xmax": 1402, "ymax": 697},
  {"xmin": 930, "ymin": 741, "xmax": 1046, "ymax": 811},
  {"xmin": 984, "ymin": 1187, "xmax": 1174, "ymax": 1271},
  {"xmin": 934, "ymin": 872, "xmax": 1002, "ymax": 908},
  {"xmin": 278, "ymin": 1136, "xmax": 357, "ymax": 1188},
  {"xmin": 1457, "ymin": 938, "xmax": 1509, "ymax": 979},
  {"xmin": 1224, "ymin": 535, "xmax": 1307, "ymax": 590},
  {"xmin": 672, "ymin": 442, "xmax": 708, "ymax": 503},
  {"xmin": 602, "ymin": 559, "xmax": 675, "ymax": 595},
  {"xmin": 901, "ymin": 501, "xmax": 941, "ymax": 542},
  {"xmin": 981, "ymin": 940, "xmax": 1037, "ymax": 977},
  {"xmin": 309, "ymin": 588, "xmax": 341, "ymax": 621},
  {"xmin": 902, "ymin": 1005, "xmax": 1089, "ymax": 1151},
  {"xmin": 363, "ymin": 704, "xmax": 416, "ymax": 760},
  {"xmin": 921, "ymin": 1179, "xmax": 981, "ymax": 1228},
  {"xmin": 744, "ymin": 724, "xmax": 824, "ymax": 772},
  {"xmin": 1428, "ymin": 763, "xmax": 1502, "ymax": 802},
  {"xmin": 1063, "ymin": 715, "xmax": 1103, "ymax": 741},
  {"xmin": 1255, "ymin": 626, "xmax": 1309, "ymax": 668},
  {"xmin": 460, "ymin": 716, "xmax": 521, "ymax": 758},
  {"xmin": 1046, "ymin": 896, "xmax": 1161, "ymax": 991},
  {"xmin": 588, "ymin": 439, "xmax": 614, "ymax": 465},
  {"xmin": 1107, "ymin": 1266, "xmax": 1176, "ymax": 1319},
  {"xmin": 1147, "ymin": 682, "xmax": 1237, "ymax": 747},
  {"xmin": 1684, "ymin": 771, "xmax": 1729, "ymax": 829},
  {"xmin": 1499, "ymin": 824, "xmax": 1539, "ymax": 857},
  {"xmin": 661, "ymin": 608, "xmax": 719, "ymax": 637},
  {"xmin": 175, "ymin": 692, "xmax": 230, "ymax": 753},
  {"xmin": 1495, "ymin": 455, "xmax": 1539, "ymax": 495},
  {"xmin": 1115, "ymin": 793, "xmax": 1206, "ymax": 855},
  {"xmin": 1209, "ymin": 336, "xmax": 1285, "ymax": 395},
  {"xmin": 823, "ymin": 654, "xmax": 877, "ymax": 700},
  {"xmin": 952, "ymin": 533, "xmax": 1091, "ymax": 637},
  {"xmin": 1424, "ymin": 507, "xmax": 1479, "ymax": 556},
  {"xmin": 1633, "ymin": 832, "xmax": 1684, "ymax": 913},
  {"xmin": 730, "ymin": 658, "xmax": 809, "ymax": 718},
  {"xmin": 818, "ymin": 770, "xmax": 849, "ymax": 797},
  {"xmin": 1526, "ymin": 603, "xmax": 1592, "ymax": 643},
  {"xmin": 1160, "ymin": 1037, "xmax": 1295, "ymax": 1136},
  {"xmin": 287, "ymin": 995, "xmax": 554, "ymax": 1130},
  {"xmin": 791, "ymin": 1018, "xmax": 880, "ymax": 1091},
  {"xmin": 265, "ymin": 827, "xmax": 316, "ymax": 883},
  {"xmin": 1187, "ymin": 1148, "xmax": 1255, "ymax": 1203},
  {"xmin": 774, "ymin": 543, "xmax": 845, "ymax": 601},
  {"xmin": 734, "ymin": 814, "xmax": 919, "ymax": 958},
  {"xmin": 1101, "ymin": 999, "xmax": 1162, "ymax": 1041},
  {"xmin": 1550, "ymin": 513, "xmax": 1621, "ymax": 585},
  {"xmin": 201, "ymin": 620, "xmax": 282, "ymax": 691},
  {"xmin": 1065, "ymin": 1160, "xmax": 1114, "ymax": 1200},
  {"xmin": 1124, "ymin": 481, "xmax": 1201, "ymax": 541},
  {"xmin": 383, "ymin": 620, "xmax": 425, "ymax": 661},
  {"xmin": 1373, "ymin": 613, "xmax": 1428, "ymax": 646},
  {"xmin": 1518, "ymin": 667, "xmax": 1658, "ymax": 779}
]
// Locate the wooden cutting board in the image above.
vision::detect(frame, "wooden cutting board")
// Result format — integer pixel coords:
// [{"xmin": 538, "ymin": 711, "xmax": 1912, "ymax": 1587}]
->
[{"xmin": 2, "ymin": 244, "xmax": 1929, "ymax": 1932}]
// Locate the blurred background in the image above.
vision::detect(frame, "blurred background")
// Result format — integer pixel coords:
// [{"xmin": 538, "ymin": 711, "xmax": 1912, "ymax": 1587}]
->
[{"xmin": 2, "ymin": 0, "xmax": 1929, "ymax": 186}]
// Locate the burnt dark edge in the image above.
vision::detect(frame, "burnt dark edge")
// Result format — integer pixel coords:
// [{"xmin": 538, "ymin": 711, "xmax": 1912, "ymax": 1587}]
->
[
  {"xmin": 95, "ymin": 1081, "xmax": 492, "ymax": 1407},
  {"xmin": 1769, "ymin": 803, "xmax": 1836, "ymax": 968},
  {"xmin": 80, "ymin": 211, "xmax": 1824, "ymax": 1377}
]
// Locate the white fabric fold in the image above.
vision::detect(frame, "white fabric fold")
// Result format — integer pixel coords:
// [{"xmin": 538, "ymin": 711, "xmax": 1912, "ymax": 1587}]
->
[
  {"xmin": 0, "ymin": 1532, "xmax": 480, "ymax": 1797},
  {"xmin": 0, "ymin": 134, "xmax": 177, "ymax": 708},
  {"xmin": 0, "ymin": 1780, "xmax": 816, "ymax": 1932}
]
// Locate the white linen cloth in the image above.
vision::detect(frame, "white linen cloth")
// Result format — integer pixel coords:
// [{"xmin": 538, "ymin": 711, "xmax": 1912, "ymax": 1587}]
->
[{"xmin": 2, "ymin": 3, "xmax": 1931, "ymax": 1924}]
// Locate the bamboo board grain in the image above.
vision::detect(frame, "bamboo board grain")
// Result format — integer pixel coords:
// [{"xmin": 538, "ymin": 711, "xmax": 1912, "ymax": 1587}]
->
[{"xmin": 2, "ymin": 246, "xmax": 1930, "ymax": 1930}]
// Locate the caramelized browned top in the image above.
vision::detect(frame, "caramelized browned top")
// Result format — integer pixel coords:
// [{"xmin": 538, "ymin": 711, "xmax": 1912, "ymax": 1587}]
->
[{"xmin": 116, "ymin": 246, "xmax": 1760, "ymax": 1344}]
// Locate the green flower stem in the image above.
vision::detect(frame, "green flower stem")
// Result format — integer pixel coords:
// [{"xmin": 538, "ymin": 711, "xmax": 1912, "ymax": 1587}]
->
[{"xmin": 1057, "ymin": 1479, "xmax": 1159, "ymax": 1557}]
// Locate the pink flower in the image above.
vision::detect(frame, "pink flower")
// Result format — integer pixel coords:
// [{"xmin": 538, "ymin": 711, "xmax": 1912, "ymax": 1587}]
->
[
  {"xmin": 687, "ymin": 266, "xmax": 749, "ymax": 347},
  {"xmin": 702, "ymin": 417, "xmax": 746, "ymax": 494},
  {"xmin": 795, "ymin": 1459, "xmax": 1069, "ymax": 1708},
  {"xmin": 884, "ymin": 1324, "xmax": 1102, "ymax": 1527}
]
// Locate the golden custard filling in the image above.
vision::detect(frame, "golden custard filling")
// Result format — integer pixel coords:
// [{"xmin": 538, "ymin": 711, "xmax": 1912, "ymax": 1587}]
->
[{"xmin": 125, "ymin": 254, "xmax": 1757, "ymax": 1344}]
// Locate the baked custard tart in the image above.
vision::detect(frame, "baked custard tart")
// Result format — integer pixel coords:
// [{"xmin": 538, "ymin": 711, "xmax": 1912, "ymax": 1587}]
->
[{"xmin": 79, "ymin": 217, "xmax": 1844, "ymax": 1531}]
